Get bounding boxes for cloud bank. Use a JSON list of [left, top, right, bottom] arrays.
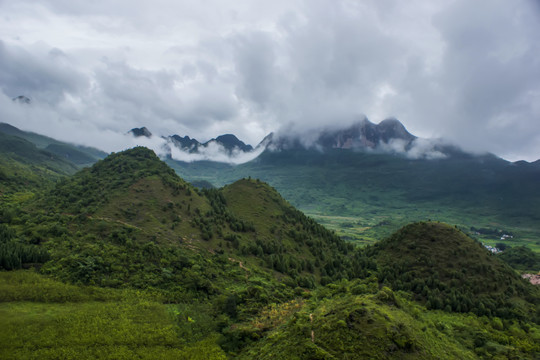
[[0, 0, 539, 161]]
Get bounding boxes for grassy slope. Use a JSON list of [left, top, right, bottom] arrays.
[[238, 280, 540, 359], [3, 271, 537, 359], [5, 148, 359, 306], [0, 132, 78, 195], [2, 147, 539, 359], [0, 271, 227, 360], [220, 179, 355, 282]]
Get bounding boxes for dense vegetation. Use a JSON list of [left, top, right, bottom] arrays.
[[0, 224, 50, 270], [238, 279, 540, 359], [0, 142, 538, 359], [0, 271, 228, 359], [169, 148, 540, 252], [498, 246, 540, 272], [13, 147, 360, 293], [368, 222, 539, 322]]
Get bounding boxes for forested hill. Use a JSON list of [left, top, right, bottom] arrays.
[[1, 146, 539, 359], [9, 147, 360, 293], [369, 222, 540, 322]]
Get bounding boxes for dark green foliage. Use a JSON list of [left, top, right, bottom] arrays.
[[0, 224, 49, 270], [370, 222, 540, 322], [238, 279, 540, 359], [498, 246, 540, 272], [0, 132, 78, 194], [169, 148, 540, 249], [2, 144, 540, 359], [220, 179, 363, 283], [5, 148, 361, 317], [41, 147, 185, 215]]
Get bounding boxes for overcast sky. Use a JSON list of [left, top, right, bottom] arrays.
[[0, 0, 539, 161]]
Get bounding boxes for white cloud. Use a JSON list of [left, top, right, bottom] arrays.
[[168, 141, 265, 164], [0, 0, 539, 161]]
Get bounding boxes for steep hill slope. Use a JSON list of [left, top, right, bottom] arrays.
[[369, 222, 539, 321], [2, 147, 540, 358]]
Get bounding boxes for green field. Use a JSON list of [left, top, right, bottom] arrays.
[[0, 271, 227, 360]]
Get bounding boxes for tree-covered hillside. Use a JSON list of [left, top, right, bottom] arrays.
[[369, 222, 539, 322], [498, 246, 540, 272], [170, 148, 540, 251], [0, 146, 539, 359], [3, 148, 360, 302]]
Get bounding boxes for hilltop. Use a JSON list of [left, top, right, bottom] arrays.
[[5, 120, 540, 256], [369, 222, 539, 321], [12, 147, 359, 297]]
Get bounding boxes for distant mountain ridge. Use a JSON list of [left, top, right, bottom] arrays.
[[0, 123, 107, 165], [167, 133, 253, 154], [132, 117, 445, 163], [266, 117, 418, 152], [128, 126, 255, 157]]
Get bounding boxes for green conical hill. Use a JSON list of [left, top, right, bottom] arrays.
[[42, 146, 188, 215], [16, 148, 360, 303], [370, 222, 539, 320], [218, 178, 357, 284]]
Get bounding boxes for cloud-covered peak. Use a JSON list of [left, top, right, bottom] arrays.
[[163, 131, 261, 164], [12, 95, 31, 104], [0, 0, 539, 161], [265, 117, 469, 160], [129, 127, 152, 138], [267, 118, 416, 151]]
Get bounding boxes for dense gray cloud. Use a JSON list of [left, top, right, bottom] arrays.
[[0, 41, 88, 103], [0, 0, 539, 161]]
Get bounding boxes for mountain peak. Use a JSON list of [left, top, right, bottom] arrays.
[[376, 117, 416, 143], [210, 134, 253, 152], [129, 127, 152, 138], [297, 117, 416, 150], [170, 135, 200, 152], [12, 95, 31, 104], [166, 132, 254, 157]]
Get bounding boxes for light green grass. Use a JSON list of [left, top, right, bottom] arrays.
[[0, 271, 227, 360]]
